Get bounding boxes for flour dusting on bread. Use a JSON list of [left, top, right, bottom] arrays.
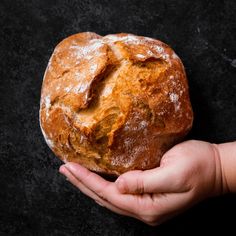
[[39, 32, 193, 176]]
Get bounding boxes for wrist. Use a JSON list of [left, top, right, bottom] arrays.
[[211, 143, 229, 195], [216, 142, 236, 194]]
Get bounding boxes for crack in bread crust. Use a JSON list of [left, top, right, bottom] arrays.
[[40, 32, 193, 176]]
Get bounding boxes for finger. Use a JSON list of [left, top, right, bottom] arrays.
[[63, 162, 114, 201], [115, 166, 186, 194], [62, 163, 146, 215], [59, 165, 136, 218]]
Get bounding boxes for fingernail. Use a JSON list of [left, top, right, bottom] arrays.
[[64, 162, 78, 173], [59, 166, 69, 181], [59, 165, 65, 174], [116, 178, 126, 193]]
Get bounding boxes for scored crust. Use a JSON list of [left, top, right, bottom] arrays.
[[40, 32, 193, 176]]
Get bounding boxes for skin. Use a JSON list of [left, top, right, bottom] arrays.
[[59, 140, 236, 226]]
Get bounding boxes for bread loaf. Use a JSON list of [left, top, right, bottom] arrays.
[[40, 32, 193, 176]]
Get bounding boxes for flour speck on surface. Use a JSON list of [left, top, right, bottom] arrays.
[[44, 95, 51, 118], [169, 93, 180, 111], [71, 40, 104, 59]]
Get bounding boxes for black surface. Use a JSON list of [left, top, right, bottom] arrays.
[[1, 0, 236, 235]]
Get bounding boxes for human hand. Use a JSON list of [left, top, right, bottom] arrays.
[[59, 140, 225, 226]]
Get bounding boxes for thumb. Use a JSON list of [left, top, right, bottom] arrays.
[[115, 166, 179, 194]]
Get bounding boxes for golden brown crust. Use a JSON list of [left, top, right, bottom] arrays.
[[40, 32, 193, 176]]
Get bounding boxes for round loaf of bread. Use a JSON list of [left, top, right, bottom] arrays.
[[40, 32, 193, 176]]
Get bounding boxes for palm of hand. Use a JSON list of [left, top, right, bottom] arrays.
[[59, 140, 222, 225]]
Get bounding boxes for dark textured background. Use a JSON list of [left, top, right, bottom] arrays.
[[0, 0, 236, 235]]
